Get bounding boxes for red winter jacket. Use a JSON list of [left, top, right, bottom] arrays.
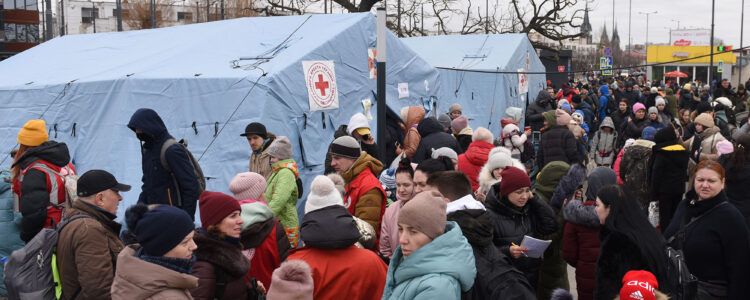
[[457, 141, 495, 191], [562, 200, 601, 300], [240, 217, 290, 289]]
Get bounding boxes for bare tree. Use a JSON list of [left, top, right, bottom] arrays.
[[507, 0, 585, 49], [123, 0, 177, 29]]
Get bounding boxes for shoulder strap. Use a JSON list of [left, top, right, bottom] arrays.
[[57, 214, 95, 232], [674, 202, 729, 248], [160, 138, 179, 172], [214, 265, 228, 300]]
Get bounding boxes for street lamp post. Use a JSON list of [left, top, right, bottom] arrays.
[[740, 0, 745, 87], [638, 11, 657, 47], [709, 0, 715, 85]]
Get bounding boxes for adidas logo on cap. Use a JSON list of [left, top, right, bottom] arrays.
[[629, 290, 644, 300]]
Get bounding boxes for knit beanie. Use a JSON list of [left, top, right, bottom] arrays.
[[559, 100, 572, 114], [379, 168, 397, 190], [449, 103, 462, 114], [619, 270, 658, 300], [716, 140, 734, 156], [695, 113, 715, 128], [633, 103, 646, 114], [647, 107, 658, 115], [695, 101, 712, 115], [556, 109, 572, 126], [437, 114, 452, 129], [239, 200, 274, 230], [199, 191, 241, 229], [431, 147, 458, 160], [17, 119, 49, 147], [499, 167, 531, 197], [641, 126, 657, 141], [572, 94, 582, 104], [266, 260, 314, 300], [624, 138, 636, 149], [451, 115, 469, 132], [229, 172, 267, 201], [267, 136, 292, 160], [501, 118, 518, 129], [650, 87, 658, 93], [398, 190, 446, 240], [655, 97, 666, 107], [126, 205, 195, 257], [304, 175, 343, 214], [653, 127, 678, 148], [472, 127, 494, 143], [326, 173, 346, 196], [485, 147, 513, 172], [329, 136, 361, 159], [544, 110, 557, 126]]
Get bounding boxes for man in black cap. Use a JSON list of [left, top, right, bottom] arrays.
[[56, 169, 130, 300], [242, 122, 276, 179]]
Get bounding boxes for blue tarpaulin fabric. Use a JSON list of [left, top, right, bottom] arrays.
[[401, 34, 546, 135], [0, 13, 440, 223]]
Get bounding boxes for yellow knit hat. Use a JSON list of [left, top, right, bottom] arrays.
[[17, 119, 49, 146]]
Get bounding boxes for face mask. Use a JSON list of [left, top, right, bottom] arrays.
[[136, 132, 150, 142]]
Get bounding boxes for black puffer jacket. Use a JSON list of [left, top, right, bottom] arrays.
[[649, 142, 689, 227], [527, 90, 555, 131], [413, 117, 463, 163], [623, 116, 648, 141], [719, 157, 750, 229], [679, 89, 697, 111], [447, 209, 536, 300], [537, 126, 579, 169], [11, 141, 71, 242], [485, 184, 558, 288]]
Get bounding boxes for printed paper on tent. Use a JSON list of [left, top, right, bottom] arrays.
[[368, 49, 377, 79], [302, 60, 339, 111]]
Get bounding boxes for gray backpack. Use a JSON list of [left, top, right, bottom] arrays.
[[160, 138, 206, 207], [3, 215, 91, 300]]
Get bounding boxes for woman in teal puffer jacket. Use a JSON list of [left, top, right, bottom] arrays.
[[382, 191, 476, 300], [0, 169, 25, 296]]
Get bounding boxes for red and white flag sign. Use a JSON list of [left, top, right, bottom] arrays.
[[302, 60, 339, 111]]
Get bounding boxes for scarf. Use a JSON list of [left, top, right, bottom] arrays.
[[137, 247, 197, 274]]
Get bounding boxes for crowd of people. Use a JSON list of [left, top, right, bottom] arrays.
[[1, 75, 750, 300]]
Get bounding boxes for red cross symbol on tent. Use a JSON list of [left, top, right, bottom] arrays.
[[315, 74, 329, 96]]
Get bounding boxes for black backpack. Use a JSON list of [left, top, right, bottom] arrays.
[[160, 138, 206, 207], [605, 94, 617, 116]]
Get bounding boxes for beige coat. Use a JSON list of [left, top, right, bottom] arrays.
[[111, 245, 199, 300], [249, 136, 275, 179], [681, 126, 726, 172]]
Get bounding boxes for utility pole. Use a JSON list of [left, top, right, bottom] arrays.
[[397, 0, 401, 37], [220, 0, 223, 19], [150, 0, 155, 28], [421, 4, 424, 33], [485, 0, 488, 34], [45, 0, 52, 39], [709, 0, 715, 85], [92, 2, 96, 33], [206, 0, 210, 21], [639, 11, 657, 47], [60, 0, 66, 36], [116, 0, 122, 31], [628, 0, 631, 53], [740, 0, 745, 87], [611, 0, 614, 36]]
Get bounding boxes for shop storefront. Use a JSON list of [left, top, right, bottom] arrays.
[[647, 46, 736, 85]]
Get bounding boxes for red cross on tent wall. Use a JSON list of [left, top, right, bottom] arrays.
[[315, 74, 329, 96]]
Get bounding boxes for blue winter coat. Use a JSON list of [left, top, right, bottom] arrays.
[[0, 170, 24, 295], [127, 108, 201, 219], [598, 85, 611, 124], [382, 221, 476, 300]]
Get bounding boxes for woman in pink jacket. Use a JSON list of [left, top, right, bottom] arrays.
[[379, 160, 415, 259]]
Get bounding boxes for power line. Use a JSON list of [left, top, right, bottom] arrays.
[[435, 46, 750, 75]]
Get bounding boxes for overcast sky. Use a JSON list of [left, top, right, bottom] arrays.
[[585, 0, 749, 48]]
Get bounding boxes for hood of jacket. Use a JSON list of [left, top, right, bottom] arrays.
[[697, 126, 721, 140], [544, 110, 558, 127], [417, 117, 445, 137], [127, 108, 172, 147], [12, 141, 70, 169], [463, 141, 494, 166], [665, 88, 674, 96], [536, 89, 553, 106], [534, 161, 571, 203], [549, 163, 587, 211], [193, 231, 250, 278], [405, 106, 426, 129], [341, 152, 383, 184], [300, 205, 361, 249], [389, 221, 476, 292], [240, 217, 275, 249], [272, 159, 299, 178], [585, 167, 618, 201], [599, 85, 610, 97], [447, 209, 493, 247], [599, 117, 615, 130], [113, 245, 198, 299], [562, 199, 600, 227]]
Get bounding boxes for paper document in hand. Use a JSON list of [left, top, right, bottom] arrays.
[[520, 235, 552, 258]]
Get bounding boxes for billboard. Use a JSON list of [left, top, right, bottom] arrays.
[[670, 29, 711, 46]]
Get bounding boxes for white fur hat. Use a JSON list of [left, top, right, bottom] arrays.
[[304, 176, 343, 214], [485, 147, 514, 172]]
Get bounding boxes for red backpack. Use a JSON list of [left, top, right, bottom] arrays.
[[14, 160, 77, 227]]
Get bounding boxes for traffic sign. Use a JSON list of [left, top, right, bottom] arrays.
[[604, 47, 612, 56], [603, 69, 613, 76], [718, 61, 724, 73]]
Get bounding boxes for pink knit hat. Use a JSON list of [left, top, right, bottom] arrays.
[[451, 115, 469, 132], [229, 172, 267, 201], [632, 103, 646, 114], [267, 260, 314, 300]]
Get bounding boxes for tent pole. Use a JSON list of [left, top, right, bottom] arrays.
[[376, 7, 387, 163]]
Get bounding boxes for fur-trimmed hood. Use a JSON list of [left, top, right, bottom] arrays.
[[562, 199, 600, 227], [193, 230, 250, 278], [476, 153, 524, 199]]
